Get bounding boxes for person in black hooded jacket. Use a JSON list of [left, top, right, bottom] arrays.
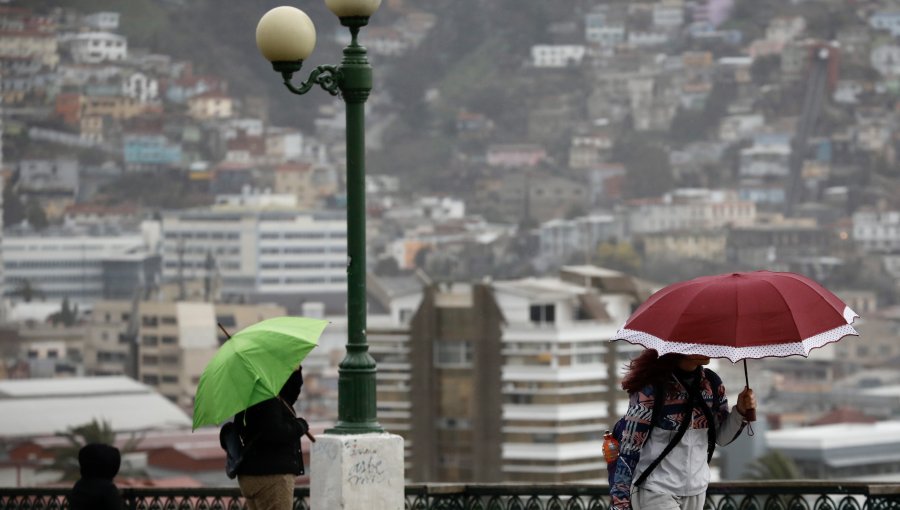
[[235, 367, 310, 510], [68, 443, 124, 510]]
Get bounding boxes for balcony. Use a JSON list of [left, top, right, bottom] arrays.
[[2, 482, 900, 509]]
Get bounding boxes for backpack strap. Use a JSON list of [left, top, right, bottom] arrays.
[[689, 370, 717, 462], [649, 380, 665, 435], [703, 368, 721, 461], [634, 378, 690, 487]]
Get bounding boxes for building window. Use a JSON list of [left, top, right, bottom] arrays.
[[510, 394, 533, 404], [434, 340, 473, 368], [142, 336, 158, 346], [399, 309, 415, 324], [143, 375, 159, 385], [533, 433, 556, 443], [530, 304, 555, 324]]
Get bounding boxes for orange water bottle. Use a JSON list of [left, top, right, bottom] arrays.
[[602, 430, 620, 464]]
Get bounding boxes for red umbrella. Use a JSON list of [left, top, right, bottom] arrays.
[[615, 271, 859, 420]]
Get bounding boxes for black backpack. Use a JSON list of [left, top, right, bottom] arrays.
[[219, 421, 243, 479], [606, 371, 719, 486], [218, 414, 260, 479]]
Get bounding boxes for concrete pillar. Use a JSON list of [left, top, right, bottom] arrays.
[[310, 433, 404, 510]]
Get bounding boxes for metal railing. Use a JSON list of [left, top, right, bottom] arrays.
[[1, 482, 899, 509]]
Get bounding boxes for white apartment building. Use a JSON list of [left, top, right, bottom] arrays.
[[0, 30, 58, 67], [719, 113, 765, 142], [653, 3, 685, 28], [367, 267, 646, 482], [57, 64, 121, 88], [852, 209, 900, 253], [84, 12, 120, 31], [537, 214, 624, 264], [627, 188, 757, 235], [122, 71, 159, 103], [160, 207, 347, 300], [18, 158, 79, 195], [584, 6, 627, 47], [493, 272, 639, 482], [381, 196, 466, 223], [627, 31, 670, 47], [2, 230, 146, 308], [531, 45, 586, 68], [590, 26, 626, 47], [65, 32, 127, 64], [870, 11, 900, 37]]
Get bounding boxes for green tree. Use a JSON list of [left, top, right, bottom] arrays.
[[48, 297, 78, 327], [743, 450, 802, 480], [11, 279, 44, 303], [751, 55, 781, 85], [721, 0, 782, 42], [668, 108, 708, 145], [25, 201, 48, 231], [3, 185, 26, 227], [595, 242, 641, 274], [614, 136, 674, 198], [43, 419, 143, 482]]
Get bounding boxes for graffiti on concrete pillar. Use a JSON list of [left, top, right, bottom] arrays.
[[346, 439, 386, 486]]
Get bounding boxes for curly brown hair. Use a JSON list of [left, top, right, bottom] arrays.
[[620, 349, 686, 393]]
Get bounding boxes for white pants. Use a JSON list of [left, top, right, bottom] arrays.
[[632, 487, 705, 510]]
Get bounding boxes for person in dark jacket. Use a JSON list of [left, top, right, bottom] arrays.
[[68, 443, 124, 510], [235, 367, 310, 510]]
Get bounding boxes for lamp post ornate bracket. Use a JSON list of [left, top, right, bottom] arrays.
[[276, 64, 342, 97]]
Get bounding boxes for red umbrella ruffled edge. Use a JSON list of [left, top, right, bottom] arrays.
[[613, 306, 860, 363]]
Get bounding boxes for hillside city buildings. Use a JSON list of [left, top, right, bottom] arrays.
[[4, 0, 900, 488]]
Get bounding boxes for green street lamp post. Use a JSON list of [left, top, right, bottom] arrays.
[[256, 1, 383, 435]]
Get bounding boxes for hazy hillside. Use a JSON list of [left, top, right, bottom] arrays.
[[22, 0, 348, 128]]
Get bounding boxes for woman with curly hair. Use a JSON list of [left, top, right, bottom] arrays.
[[610, 350, 756, 510]]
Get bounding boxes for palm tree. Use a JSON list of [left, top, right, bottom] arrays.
[[744, 450, 802, 480], [42, 419, 144, 481], [11, 278, 44, 303]]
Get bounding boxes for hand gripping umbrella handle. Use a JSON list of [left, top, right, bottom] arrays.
[[743, 406, 757, 422], [743, 360, 756, 423]]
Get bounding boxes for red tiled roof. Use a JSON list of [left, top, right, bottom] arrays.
[[809, 406, 878, 426], [276, 163, 313, 173], [118, 476, 204, 488]]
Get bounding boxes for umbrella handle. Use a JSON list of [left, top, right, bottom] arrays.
[[742, 360, 757, 426], [306, 431, 316, 442]]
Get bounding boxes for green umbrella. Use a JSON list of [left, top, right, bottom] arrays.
[[192, 316, 328, 430]]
